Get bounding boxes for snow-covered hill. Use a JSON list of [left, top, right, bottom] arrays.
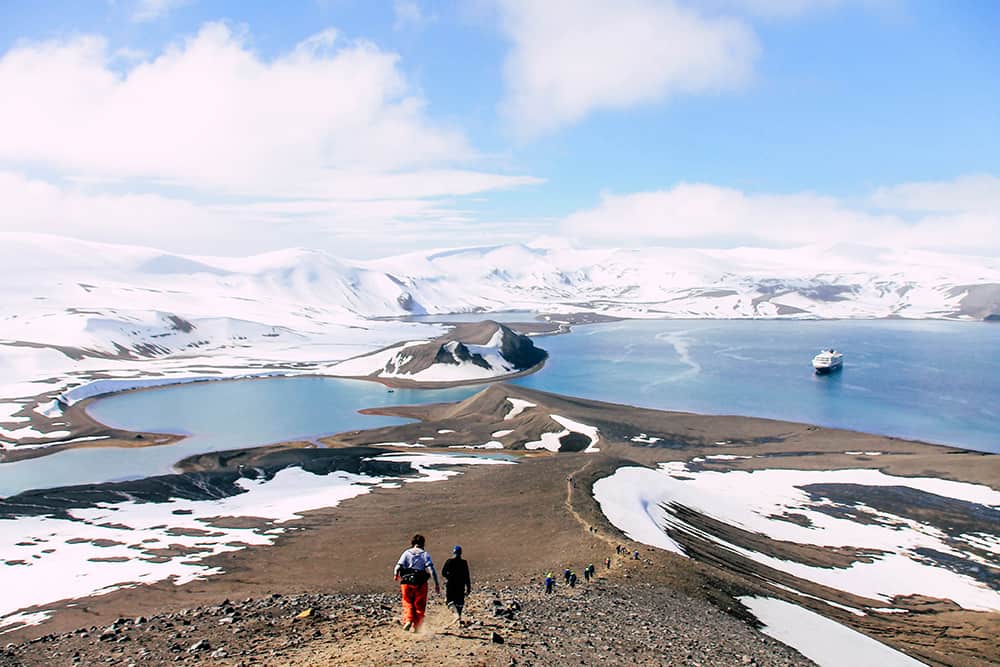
[[1, 232, 998, 452], [329, 321, 547, 384]]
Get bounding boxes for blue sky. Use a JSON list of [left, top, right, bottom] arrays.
[[0, 1, 997, 257]]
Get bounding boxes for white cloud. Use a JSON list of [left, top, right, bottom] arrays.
[[0, 23, 540, 256], [132, 0, 191, 22], [393, 0, 428, 31], [870, 174, 1000, 214], [0, 171, 546, 258], [0, 23, 508, 196], [561, 178, 1000, 254], [496, 0, 758, 138]]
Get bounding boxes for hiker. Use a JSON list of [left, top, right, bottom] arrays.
[[544, 571, 555, 594], [633, 550, 640, 560], [587, 563, 596, 580], [441, 545, 472, 626], [568, 571, 577, 588], [563, 568, 571, 584], [604, 557, 611, 569], [393, 533, 440, 632], [583, 566, 591, 583]]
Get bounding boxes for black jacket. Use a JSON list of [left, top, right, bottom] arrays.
[[441, 557, 471, 595]]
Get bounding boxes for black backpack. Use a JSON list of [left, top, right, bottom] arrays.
[[397, 567, 430, 586]]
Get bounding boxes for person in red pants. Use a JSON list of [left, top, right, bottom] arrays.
[[393, 533, 440, 632]]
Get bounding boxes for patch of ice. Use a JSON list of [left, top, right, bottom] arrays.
[[0, 427, 71, 441], [34, 400, 63, 419], [740, 597, 925, 667], [437, 429, 455, 434], [504, 398, 536, 420], [631, 434, 662, 444], [447, 442, 504, 450], [525, 415, 600, 453], [371, 452, 514, 483], [491, 429, 514, 438]]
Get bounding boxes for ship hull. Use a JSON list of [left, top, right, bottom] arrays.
[[813, 362, 843, 374]]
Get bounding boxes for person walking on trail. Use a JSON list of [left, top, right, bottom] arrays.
[[441, 545, 472, 626], [563, 568, 571, 585], [568, 571, 577, 588], [587, 563, 596, 579], [544, 571, 555, 594], [604, 557, 611, 569], [394, 534, 439, 632], [583, 566, 591, 583]]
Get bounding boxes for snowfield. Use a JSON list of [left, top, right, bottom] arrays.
[[0, 453, 513, 633], [2, 232, 1000, 452], [593, 462, 1000, 612]]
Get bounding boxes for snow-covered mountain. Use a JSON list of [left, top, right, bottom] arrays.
[[1, 232, 999, 451]]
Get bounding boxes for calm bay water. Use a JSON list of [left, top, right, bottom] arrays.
[[0, 319, 996, 496], [515, 319, 999, 452], [0, 379, 477, 497]]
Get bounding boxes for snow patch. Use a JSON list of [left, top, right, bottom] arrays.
[[740, 597, 925, 667], [594, 464, 1000, 612], [504, 398, 536, 420]]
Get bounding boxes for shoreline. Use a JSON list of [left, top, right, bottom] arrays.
[[0, 317, 565, 463], [0, 383, 997, 665], [4, 315, 998, 464]]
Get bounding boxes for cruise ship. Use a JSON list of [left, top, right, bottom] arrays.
[[812, 349, 843, 374]]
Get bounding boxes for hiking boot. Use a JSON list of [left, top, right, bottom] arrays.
[[402, 621, 412, 632]]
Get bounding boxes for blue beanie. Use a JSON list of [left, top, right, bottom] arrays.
[[453, 545, 462, 554]]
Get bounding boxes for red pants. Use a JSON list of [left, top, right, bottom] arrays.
[[400, 582, 428, 628]]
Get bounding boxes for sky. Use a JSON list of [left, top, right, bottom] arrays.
[[0, 0, 997, 259]]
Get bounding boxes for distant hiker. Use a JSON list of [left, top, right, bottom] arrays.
[[568, 571, 577, 588], [441, 545, 472, 626], [544, 572, 555, 594], [583, 566, 591, 583], [563, 568, 571, 584], [587, 563, 596, 579], [633, 550, 640, 560], [604, 557, 611, 569], [394, 533, 440, 632]]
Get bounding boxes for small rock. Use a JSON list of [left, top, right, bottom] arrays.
[[491, 631, 504, 644], [188, 639, 210, 652]]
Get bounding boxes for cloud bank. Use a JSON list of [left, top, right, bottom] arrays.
[[562, 176, 1000, 255]]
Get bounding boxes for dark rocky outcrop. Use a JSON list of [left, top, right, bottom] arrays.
[[380, 321, 547, 378]]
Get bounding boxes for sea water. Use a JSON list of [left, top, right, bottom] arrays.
[[1, 320, 996, 497], [514, 319, 999, 452]]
